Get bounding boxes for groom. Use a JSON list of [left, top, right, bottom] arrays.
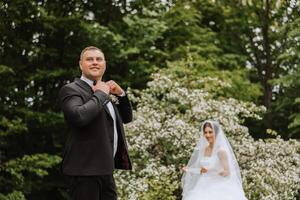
[[59, 46, 132, 200]]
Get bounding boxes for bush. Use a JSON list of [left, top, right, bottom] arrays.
[[115, 73, 300, 200]]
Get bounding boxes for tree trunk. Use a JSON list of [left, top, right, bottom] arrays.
[[261, 0, 273, 131], [262, 0, 272, 107]]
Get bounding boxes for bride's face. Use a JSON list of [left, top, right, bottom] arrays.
[[204, 127, 215, 144]]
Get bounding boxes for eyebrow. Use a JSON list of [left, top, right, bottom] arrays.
[[85, 56, 103, 59]]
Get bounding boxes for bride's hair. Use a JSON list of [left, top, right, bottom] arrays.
[[203, 122, 212, 130], [202, 121, 219, 136]]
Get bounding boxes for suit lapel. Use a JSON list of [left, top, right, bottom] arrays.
[[74, 78, 113, 119], [112, 103, 122, 123], [74, 78, 93, 93], [104, 102, 114, 120]]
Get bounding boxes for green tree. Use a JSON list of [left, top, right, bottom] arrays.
[[272, 16, 300, 138], [0, 0, 126, 198], [160, 0, 262, 103], [204, 0, 300, 137]]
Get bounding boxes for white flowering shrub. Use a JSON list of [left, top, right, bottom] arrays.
[[115, 73, 300, 200]]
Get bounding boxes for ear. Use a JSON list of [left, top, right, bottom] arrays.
[[79, 60, 82, 70]]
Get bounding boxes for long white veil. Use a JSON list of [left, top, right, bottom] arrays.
[[181, 120, 245, 197]]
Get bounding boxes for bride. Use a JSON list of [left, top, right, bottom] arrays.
[[181, 120, 247, 200]]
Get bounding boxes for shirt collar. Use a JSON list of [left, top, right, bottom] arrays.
[[80, 74, 94, 87]]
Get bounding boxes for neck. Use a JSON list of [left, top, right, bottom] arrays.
[[82, 74, 102, 82], [95, 76, 102, 82]]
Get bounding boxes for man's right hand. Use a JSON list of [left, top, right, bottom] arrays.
[[92, 81, 110, 94]]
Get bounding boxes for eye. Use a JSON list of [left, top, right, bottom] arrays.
[[96, 57, 103, 61]]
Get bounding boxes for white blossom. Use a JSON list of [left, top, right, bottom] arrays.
[[115, 73, 300, 200]]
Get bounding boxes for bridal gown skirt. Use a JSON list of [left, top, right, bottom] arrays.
[[182, 175, 247, 200]]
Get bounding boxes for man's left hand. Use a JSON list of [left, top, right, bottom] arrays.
[[106, 80, 124, 96]]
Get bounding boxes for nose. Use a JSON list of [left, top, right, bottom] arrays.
[[92, 59, 99, 65]]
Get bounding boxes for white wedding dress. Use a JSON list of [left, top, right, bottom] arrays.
[[183, 154, 247, 200], [182, 120, 247, 200]]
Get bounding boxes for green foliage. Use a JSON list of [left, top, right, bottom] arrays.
[[0, 191, 26, 200], [271, 14, 300, 138], [163, 1, 220, 62], [291, 97, 300, 127], [0, 65, 14, 74], [162, 55, 262, 102], [142, 175, 178, 200], [0, 117, 27, 137], [113, 11, 168, 88], [0, 154, 61, 197], [273, 67, 300, 138], [158, 1, 262, 103]]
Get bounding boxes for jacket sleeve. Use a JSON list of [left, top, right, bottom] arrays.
[[116, 93, 133, 124], [59, 85, 111, 127]]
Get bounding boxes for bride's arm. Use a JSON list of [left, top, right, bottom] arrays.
[[218, 150, 230, 176], [182, 166, 207, 174], [186, 168, 201, 174]]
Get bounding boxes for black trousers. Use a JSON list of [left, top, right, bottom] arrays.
[[65, 175, 117, 200]]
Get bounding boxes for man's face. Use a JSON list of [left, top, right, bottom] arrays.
[[79, 49, 106, 81]]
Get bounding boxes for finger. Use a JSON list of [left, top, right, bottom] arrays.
[[105, 81, 113, 88], [98, 81, 106, 86], [106, 80, 115, 86], [108, 83, 117, 90], [109, 80, 120, 88], [105, 81, 112, 87]]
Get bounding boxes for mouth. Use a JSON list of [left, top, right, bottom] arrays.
[[90, 67, 100, 71]]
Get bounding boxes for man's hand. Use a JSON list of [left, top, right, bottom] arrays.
[[106, 80, 124, 96], [92, 81, 110, 94], [200, 167, 208, 174]]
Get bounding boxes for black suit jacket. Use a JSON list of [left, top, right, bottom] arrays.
[[59, 78, 132, 175]]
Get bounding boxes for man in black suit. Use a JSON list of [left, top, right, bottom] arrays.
[[59, 46, 132, 200]]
